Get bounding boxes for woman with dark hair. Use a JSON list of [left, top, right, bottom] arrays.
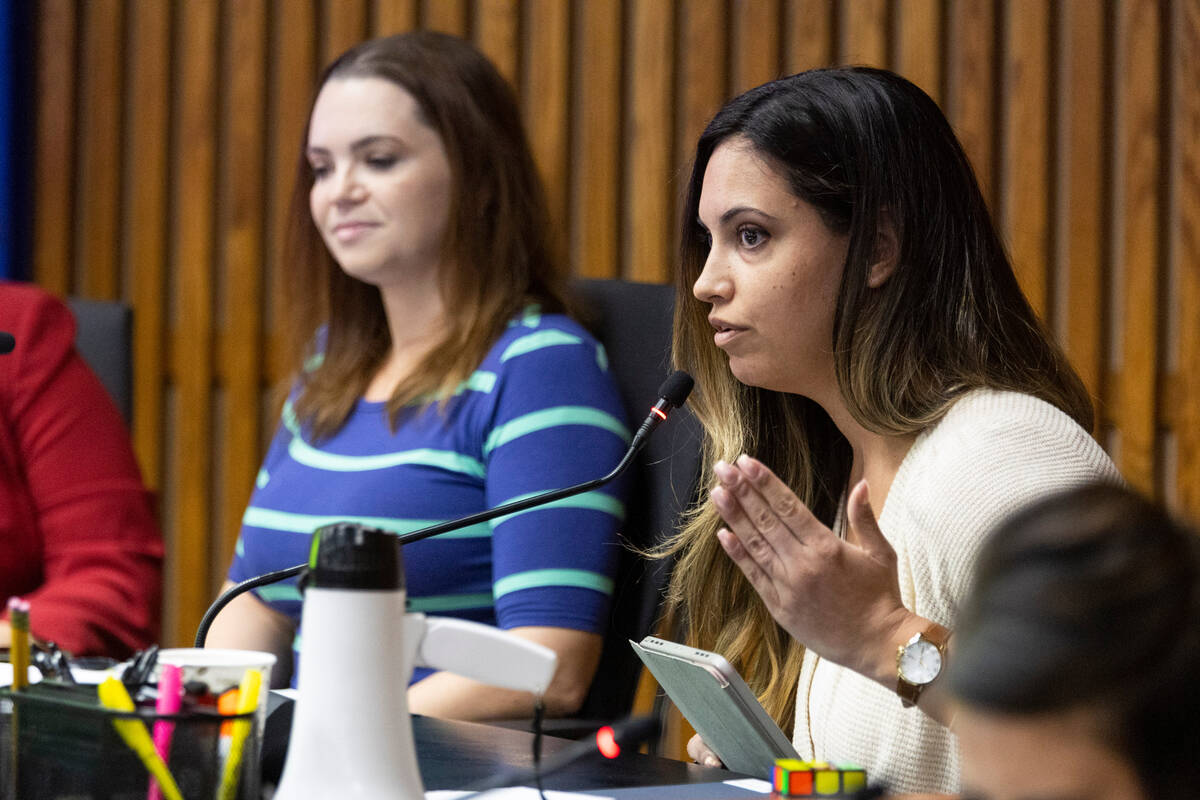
[[950, 484, 1200, 800], [205, 32, 629, 720], [663, 68, 1120, 791]]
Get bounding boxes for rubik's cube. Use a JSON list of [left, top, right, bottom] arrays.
[[771, 759, 867, 797]]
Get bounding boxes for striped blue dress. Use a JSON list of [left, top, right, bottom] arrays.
[[228, 308, 631, 684]]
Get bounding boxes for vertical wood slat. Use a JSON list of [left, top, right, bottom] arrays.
[[785, 0, 833, 75], [839, 0, 888, 67], [126, 2, 171, 491], [625, 1, 674, 284], [946, 0, 997, 209], [170, 0, 219, 645], [732, 0, 782, 94], [522, 0, 570, 264], [1114, 0, 1162, 496], [266, 1, 317, 383], [475, 0, 520, 87], [76, 0, 124, 299], [322, 0, 368, 67], [677, 0, 727, 178], [894, 0, 942, 104], [1058, 0, 1106, 412], [372, 0, 419, 36], [572, 0, 622, 279], [218, 0, 268, 579], [32, 0, 76, 295], [1001, 0, 1050, 318], [1178, 0, 1200, 513], [424, 0, 469, 36]]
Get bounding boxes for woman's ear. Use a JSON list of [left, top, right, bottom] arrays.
[[867, 215, 899, 289]]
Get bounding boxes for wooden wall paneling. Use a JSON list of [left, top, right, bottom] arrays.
[[126, 2, 171, 490], [1178, 0, 1200, 516], [946, 0, 997, 210], [523, 0, 570, 263], [572, 0, 622, 279], [677, 0, 728, 182], [75, 0, 124, 299], [625, 0, 674, 284], [732, 0, 783, 94], [839, 0, 888, 67], [373, 0, 419, 36], [1000, 0, 1050, 318], [322, 0, 368, 66], [266, 2, 318, 385], [475, 0, 520, 86], [169, 0, 220, 646], [1058, 0, 1107, 415], [894, 0, 942, 104], [32, 0, 76, 295], [784, 0, 834, 74], [217, 0, 268, 585], [424, 0, 469, 36], [1113, 0, 1162, 497]]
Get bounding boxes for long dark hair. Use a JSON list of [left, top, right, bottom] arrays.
[[951, 484, 1200, 800], [663, 67, 1094, 732], [285, 31, 570, 439]]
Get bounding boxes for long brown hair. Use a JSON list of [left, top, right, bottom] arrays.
[[662, 68, 1093, 735], [284, 31, 570, 439]]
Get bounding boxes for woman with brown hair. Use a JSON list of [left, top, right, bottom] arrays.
[[665, 68, 1119, 793], [206, 31, 629, 720]]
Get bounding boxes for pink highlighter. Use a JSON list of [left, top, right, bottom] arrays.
[[148, 664, 183, 800]]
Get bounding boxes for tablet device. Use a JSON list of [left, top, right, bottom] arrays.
[[631, 635, 799, 776]]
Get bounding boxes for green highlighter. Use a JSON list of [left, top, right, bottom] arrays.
[[97, 676, 185, 800]]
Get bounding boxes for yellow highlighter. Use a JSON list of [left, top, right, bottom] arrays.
[[216, 667, 263, 800], [98, 676, 185, 800]]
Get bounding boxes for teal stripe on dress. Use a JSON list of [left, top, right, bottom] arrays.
[[256, 583, 302, 604], [500, 330, 582, 362], [493, 569, 614, 599], [489, 490, 625, 528], [242, 507, 492, 539], [235, 537, 245, 557], [596, 342, 609, 372], [483, 406, 630, 456], [287, 438, 485, 477], [256, 468, 269, 489], [408, 593, 495, 613]]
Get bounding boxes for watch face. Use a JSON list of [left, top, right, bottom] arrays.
[[899, 639, 942, 685]]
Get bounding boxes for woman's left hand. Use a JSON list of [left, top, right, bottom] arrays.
[[710, 455, 912, 680]]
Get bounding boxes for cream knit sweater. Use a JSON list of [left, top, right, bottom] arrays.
[[792, 389, 1122, 794]]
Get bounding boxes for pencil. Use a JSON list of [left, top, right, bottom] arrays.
[[7, 597, 30, 691]]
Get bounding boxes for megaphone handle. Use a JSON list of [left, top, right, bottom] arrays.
[[415, 616, 558, 696]]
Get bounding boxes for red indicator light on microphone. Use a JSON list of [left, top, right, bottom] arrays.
[[596, 726, 620, 759], [651, 407, 668, 421]]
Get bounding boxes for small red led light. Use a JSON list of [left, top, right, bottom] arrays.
[[596, 726, 620, 759], [651, 407, 668, 420]]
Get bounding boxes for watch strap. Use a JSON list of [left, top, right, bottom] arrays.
[[896, 621, 950, 708]]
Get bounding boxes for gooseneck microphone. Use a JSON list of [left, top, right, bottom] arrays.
[[0, 332, 14, 355], [194, 371, 695, 647]]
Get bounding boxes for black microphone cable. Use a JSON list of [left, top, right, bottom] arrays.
[[193, 370, 695, 647]]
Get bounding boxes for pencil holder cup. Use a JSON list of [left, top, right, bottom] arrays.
[[1, 651, 274, 800]]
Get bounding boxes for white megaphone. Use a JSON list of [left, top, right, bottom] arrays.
[[273, 522, 558, 800]]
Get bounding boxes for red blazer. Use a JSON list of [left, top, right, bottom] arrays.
[[0, 282, 162, 657]]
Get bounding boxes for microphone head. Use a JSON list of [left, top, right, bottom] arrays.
[[658, 370, 694, 409], [0, 331, 13, 355]]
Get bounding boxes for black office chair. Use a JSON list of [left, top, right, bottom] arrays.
[[568, 279, 701, 724], [67, 297, 133, 423]]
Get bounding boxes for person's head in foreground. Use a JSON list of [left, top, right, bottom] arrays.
[[950, 484, 1200, 800]]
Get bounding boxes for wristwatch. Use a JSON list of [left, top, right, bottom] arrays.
[[895, 622, 950, 708]]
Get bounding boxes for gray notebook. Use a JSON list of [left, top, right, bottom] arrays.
[[631, 636, 799, 777]]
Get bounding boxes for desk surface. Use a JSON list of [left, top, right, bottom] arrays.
[[414, 715, 761, 797]]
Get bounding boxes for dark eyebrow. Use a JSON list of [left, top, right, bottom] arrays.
[[719, 205, 778, 225], [306, 135, 404, 158]]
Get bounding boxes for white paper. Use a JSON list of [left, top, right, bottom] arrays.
[[427, 789, 612, 799], [723, 778, 773, 793]]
